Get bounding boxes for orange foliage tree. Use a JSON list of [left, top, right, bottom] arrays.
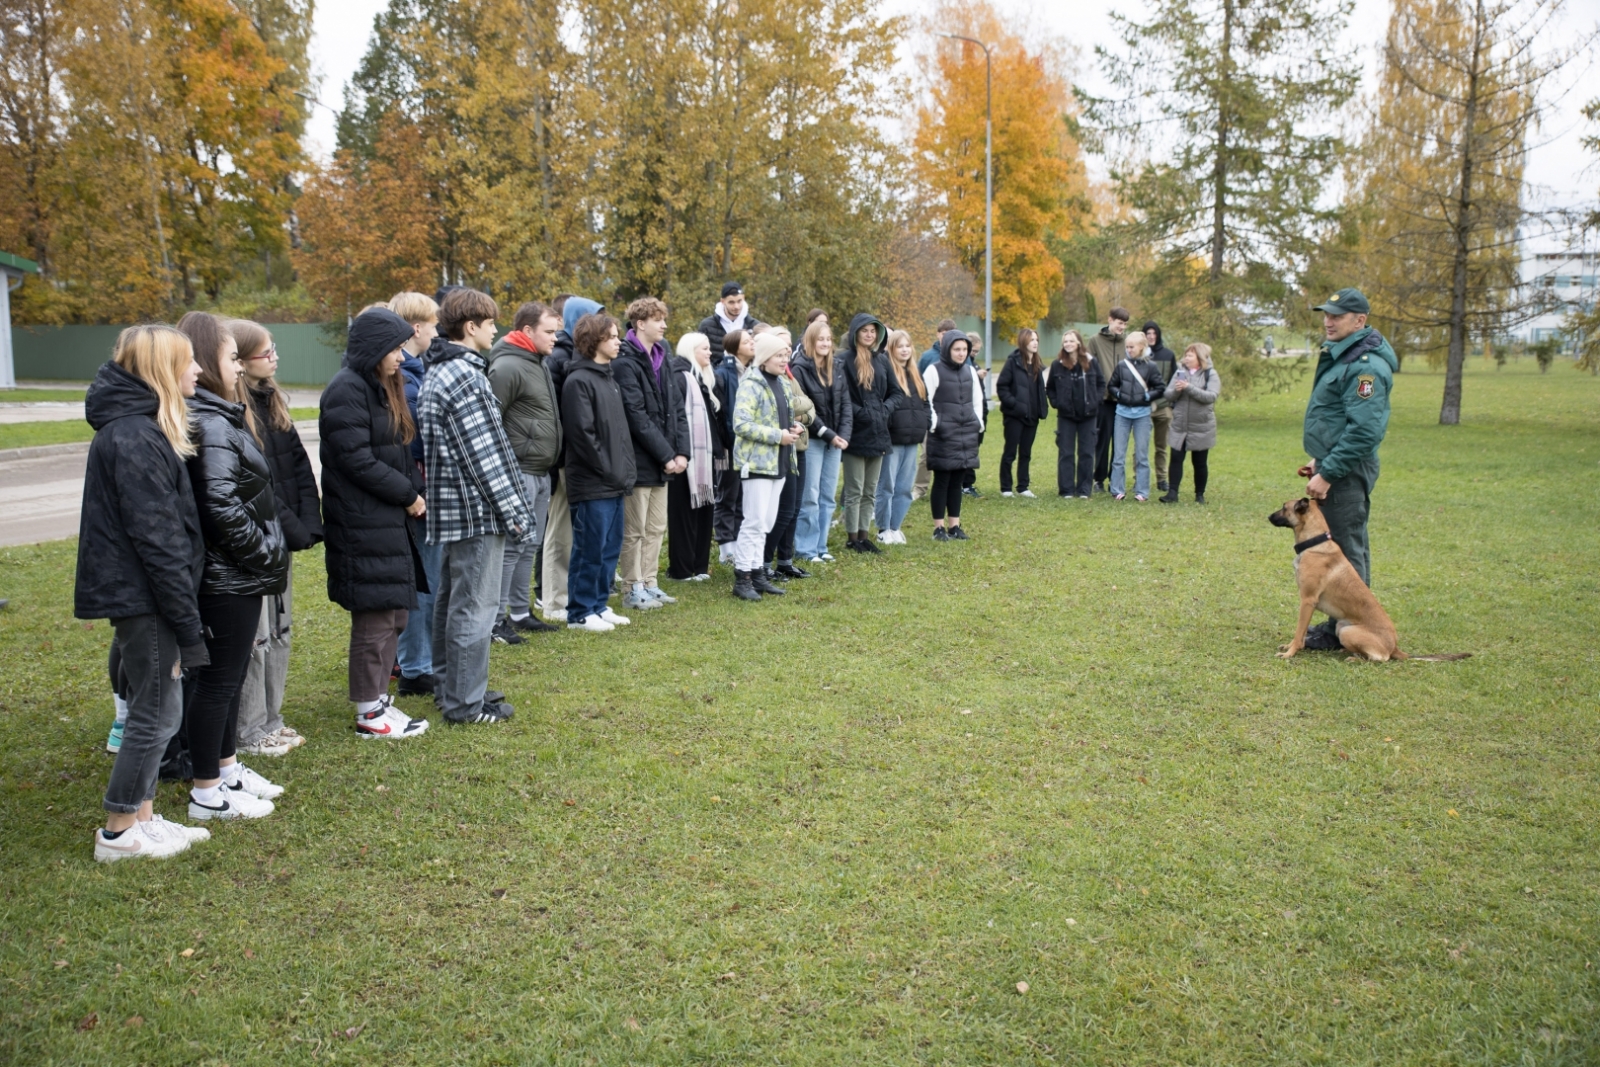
[[913, 0, 1089, 339]]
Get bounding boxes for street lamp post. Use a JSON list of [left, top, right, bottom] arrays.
[[940, 33, 994, 381]]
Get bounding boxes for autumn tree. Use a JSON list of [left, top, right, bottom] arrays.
[[1566, 96, 1600, 374], [913, 0, 1089, 341], [1354, 0, 1589, 421], [1086, 0, 1357, 363]]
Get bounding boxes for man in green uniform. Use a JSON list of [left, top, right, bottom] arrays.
[[1298, 287, 1396, 649]]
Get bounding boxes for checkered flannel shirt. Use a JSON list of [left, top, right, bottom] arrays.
[[418, 346, 534, 546]]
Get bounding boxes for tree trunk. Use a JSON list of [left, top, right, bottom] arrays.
[[1207, 0, 1233, 311], [1440, 0, 1485, 426]]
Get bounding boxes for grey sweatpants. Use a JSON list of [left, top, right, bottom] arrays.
[[433, 533, 507, 722], [500, 472, 550, 616], [235, 570, 291, 746]]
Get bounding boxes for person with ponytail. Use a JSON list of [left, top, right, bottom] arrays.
[[230, 320, 322, 757], [175, 311, 290, 822], [838, 313, 891, 553], [996, 328, 1048, 497], [79, 326, 214, 861], [319, 308, 433, 739], [875, 329, 929, 543]]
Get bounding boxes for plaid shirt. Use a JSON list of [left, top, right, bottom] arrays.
[[418, 345, 534, 545]]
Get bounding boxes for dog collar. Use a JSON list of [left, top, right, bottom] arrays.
[[1294, 532, 1332, 554]]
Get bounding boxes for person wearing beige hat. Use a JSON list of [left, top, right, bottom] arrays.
[[729, 333, 804, 601]]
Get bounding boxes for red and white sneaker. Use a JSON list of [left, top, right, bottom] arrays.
[[356, 696, 429, 740]]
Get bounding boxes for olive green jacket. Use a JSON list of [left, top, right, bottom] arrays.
[[1303, 327, 1397, 482]]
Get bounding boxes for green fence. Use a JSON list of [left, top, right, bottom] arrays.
[[11, 323, 344, 385], [951, 318, 1104, 366]]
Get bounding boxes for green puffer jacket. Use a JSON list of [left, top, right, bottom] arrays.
[[1303, 326, 1397, 483], [486, 336, 562, 475], [732, 365, 799, 477]]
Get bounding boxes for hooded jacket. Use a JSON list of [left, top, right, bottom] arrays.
[[732, 362, 800, 478], [1046, 357, 1104, 422], [1304, 327, 1396, 483], [74, 359, 208, 654], [839, 312, 892, 457], [550, 297, 602, 402], [1142, 322, 1178, 412], [320, 309, 425, 612], [698, 301, 756, 356], [487, 332, 562, 476], [923, 332, 985, 471], [996, 348, 1049, 421], [788, 348, 852, 448], [561, 357, 638, 503], [246, 383, 323, 552], [614, 332, 691, 488], [1084, 325, 1126, 402], [185, 387, 289, 597]]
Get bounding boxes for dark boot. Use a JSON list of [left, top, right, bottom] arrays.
[[732, 570, 762, 601], [856, 531, 881, 554], [1159, 489, 1179, 503], [751, 569, 787, 595]]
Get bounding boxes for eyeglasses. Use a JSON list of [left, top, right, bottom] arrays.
[[243, 345, 278, 361]]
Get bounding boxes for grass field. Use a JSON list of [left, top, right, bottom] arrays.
[[0, 409, 320, 452], [1, 360, 1597, 1065]]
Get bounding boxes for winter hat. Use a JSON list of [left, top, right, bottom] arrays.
[[753, 333, 790, 368]]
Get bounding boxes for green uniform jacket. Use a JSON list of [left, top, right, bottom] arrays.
[[486, 337, 562, 476], [1303, 326, 1397, 483]]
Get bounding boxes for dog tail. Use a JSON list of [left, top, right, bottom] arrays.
[[1393, 650, 1472, 662]]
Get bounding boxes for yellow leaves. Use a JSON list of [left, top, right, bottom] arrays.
[[1015, 981, 1030, 994]]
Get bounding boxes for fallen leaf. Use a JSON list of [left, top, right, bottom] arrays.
[[1015, 981, 1030, 994], [1337, 751, 1349, 761], [562, 799, 577, 807], [1384, 737, 1393, 742], [960, 709, 973, 715], [374, 785, 388, 793], [342, 1022, 366, 1040], [76, 1012, 98, 1031], [710, 796, 722, 803], [179, 948, 194, 958], [1447, 809, 1459, 817], [718, 971, 736, 982], [123, 1016, 143, 1028], [491, 888, 507, 899], [1065, 918, 1077, 926], [244, 949, 255, 960], [690, 670, 699, 676], [1136, 774, 1148, 784], [53, 960, 67, 968], [625, 1017, 642, 1031]]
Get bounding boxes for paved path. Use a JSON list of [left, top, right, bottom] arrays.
[[0, 421, 321, 547]]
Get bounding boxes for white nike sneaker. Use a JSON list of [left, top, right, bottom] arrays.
[[567, 614, 615, 633], [543, 607, 567, 623], [148, 814, 210, 844], [226, 763, 284, 801], [94, 822, 186, 862], [600, 607, 631, 626], [189, 788, 274, 821], [1020, 489, 1037, 498], [356, 697, 430, 740]]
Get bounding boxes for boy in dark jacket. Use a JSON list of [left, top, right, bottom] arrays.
[[1143, 320, 1178, 491], [561, 312, 638, 632], [698, 282, 757, 355], [538, 295, 603, 623]]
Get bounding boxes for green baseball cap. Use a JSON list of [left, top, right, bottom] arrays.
[[1312, 287, 1370, 315]]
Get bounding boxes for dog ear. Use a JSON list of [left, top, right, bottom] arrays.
[[1294, 498, 1310, 513]]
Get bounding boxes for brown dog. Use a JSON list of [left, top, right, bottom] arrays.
[[1268, 497, 1468, 663]]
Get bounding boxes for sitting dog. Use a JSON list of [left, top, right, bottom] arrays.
[[1267, 497, 1468, 663]]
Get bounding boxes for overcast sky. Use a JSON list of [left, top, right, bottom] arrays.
[[306, 0, 1600, 211]]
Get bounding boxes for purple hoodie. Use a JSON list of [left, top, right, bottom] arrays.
[[626, 328, 668, 383]]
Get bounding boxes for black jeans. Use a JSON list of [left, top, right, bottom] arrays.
[[764, 450, 803, 565], [1169, 447, 1210, 497], [666, 469, 714, 579], [1000, 416, 1038, 492], [1093, 400, 1117, 484], [930, 469, 967, 520], [712, 467, 743, 545], [1056, 417, 1097, 495], [182, 593, 263, 782]]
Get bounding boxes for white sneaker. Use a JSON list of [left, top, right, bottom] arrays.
[[644, 585, 676, 603], [623, 590, 662, 610], [188, 788, 274, 821], [694, 573, 711, 581], [269, 726, 306, 749], [600, 607, 631, 626], [355, 698, 430, 740], [568, 614, 616, 633], [227, 763, 284, 801], [94, 822, 187, 862], [148, 814, 210, 844], [1001, 490, 1014, 497], [877, 529, 894, 543], [237, 734, 291, 757], [543, 607, 567, 623], [1020, 489, 1036, 498]]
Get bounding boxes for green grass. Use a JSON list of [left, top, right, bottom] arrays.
[[0, 409, 320, 452], [1, 388, 91, 402], [2, 361, 1598, 1064]]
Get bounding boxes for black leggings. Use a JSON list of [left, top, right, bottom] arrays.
[[1170, 447, 1210, 496], [182, 593, 263, 782], [1000, 416, 1038, 492], [930, 469, 968, 520]]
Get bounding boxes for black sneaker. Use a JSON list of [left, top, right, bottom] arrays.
[[857, 537, 882, 554], [962, 487, 982, 498], [510, 614, 559, 634], [448, 700, 515, 725], [490, 617, 525, 646], [949, 526, 970, 541], [397, 673, 436, 696], [1302, 622, 1342, 651], [774, 562, 810, 579], [158, 751, 194, 783], [932, 527, 950, 542]]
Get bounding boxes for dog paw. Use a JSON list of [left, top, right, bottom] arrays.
[[1277, 643, 1290, 652]]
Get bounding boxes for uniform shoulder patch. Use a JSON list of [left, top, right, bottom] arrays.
[[1356, 375, 1375, 399]]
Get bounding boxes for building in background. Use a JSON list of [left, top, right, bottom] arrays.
[[1520, 242, 1597, 350]]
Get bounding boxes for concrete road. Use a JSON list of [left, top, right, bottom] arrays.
[[0, 421, 321, 548]]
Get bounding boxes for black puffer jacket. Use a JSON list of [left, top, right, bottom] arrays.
[[789, 349, 852, 446], [1107, 355, 1165, 408], [247, 383, 323, 551], [884, 361, 931, 445], [840, 312, 891, 458], [74, 360, 208, 653], [613, 335, 690, 488], [926, 333, 983, 471], [1046, 359, 1104, 421], [996, 349, 1048, 421], [561, 358, 638, 503], [319, 310, 424, 612], [186, 388, 289, 597], [669, 354, 727, 462]]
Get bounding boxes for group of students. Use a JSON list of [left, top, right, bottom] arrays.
[[73, 282, 1221, 862]]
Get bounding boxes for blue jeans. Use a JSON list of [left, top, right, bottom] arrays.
[[1111, 413, 1152, 498], [567, 496, 625, 622], [875, 443, 919, 531], [794, 443, 842, 558], [396, 527, 441, 678]]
